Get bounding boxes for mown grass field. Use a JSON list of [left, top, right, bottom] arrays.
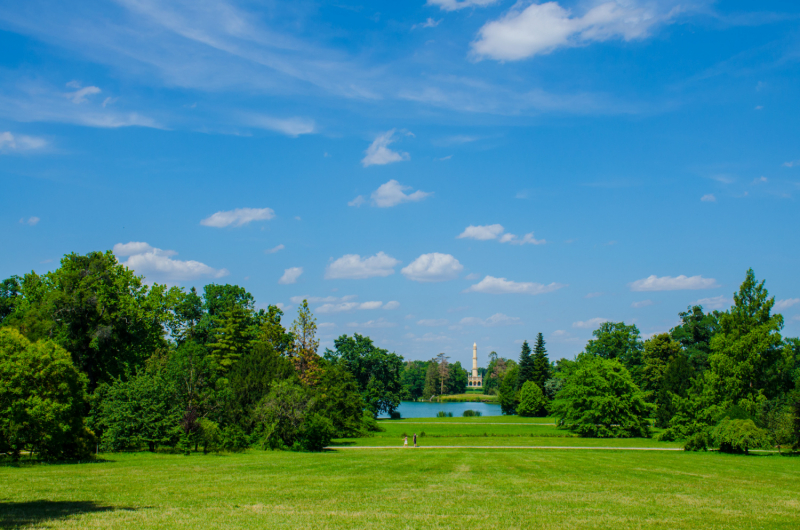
[[2, 418, 799, 529]]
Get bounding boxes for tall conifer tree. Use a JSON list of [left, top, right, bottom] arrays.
[[517, 340, 534, 389], [532, 332, 551, 389]]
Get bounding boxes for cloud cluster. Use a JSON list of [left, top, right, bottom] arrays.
[[774, 298, 799, 311], [472, 0, 683, 61], [247, 114, 315, 137], [457, 224, 544, 245], [630, 275, 719, 292], [201, 207, 275, 228], [459, 313, 521, 326], [466, 275, 565, 295], [317, 300, 399, 314], [0, 131, 47, 153], [362, 129, 410, 167], [325, 252, 400, 279], [113, 241, 228, 282], [402, 253, 463, 282], [278, 267, 303, 285]]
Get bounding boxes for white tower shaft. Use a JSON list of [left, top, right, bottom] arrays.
[[472, 342, 478, 378]]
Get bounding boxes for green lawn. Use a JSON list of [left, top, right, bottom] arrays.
[[2, 418, 799, 529]]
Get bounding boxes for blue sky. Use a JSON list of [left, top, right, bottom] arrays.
[[2, 0, 799, 365]]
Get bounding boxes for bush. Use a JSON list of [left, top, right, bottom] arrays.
[[436, 411, 453, 418], [462, 410, 482, 417], [712, 418, 771, 454], [298, 413, 335, 451], [551, 355, 652, 438], [517, 381, 547, 417], [684, 431, 711, 451], [197, 419, 221, 454], [389, 411, 402, 420], [221, 424, 249, 452]]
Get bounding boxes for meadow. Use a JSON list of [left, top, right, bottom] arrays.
[[2, 418, 798, 529]]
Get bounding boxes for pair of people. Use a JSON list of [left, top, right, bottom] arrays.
[[403, 433, 417, 447]]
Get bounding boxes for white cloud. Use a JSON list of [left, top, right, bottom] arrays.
[[499, 232, 545, 245], [631, 299, 653, 308], [774, 298, 800, 311], [66, 85, 101, 104], [317, 301, 388, 314], [402, 253, 463, 282], [701, 194, 716, 202], [753, 176, 768, 184], [783, 160, 799, 168], [417, 319, 449, 327], [325, 252, 400, 279], [318, 322, 336, 329], [464, 273, 481, 280], [113, 241, 228, 282], [466, 275, 566, 295], [413, 17, 442, 29], [247, 114, 315, 137], [371, 180, 431, 207], [573, 317, 609, 329], [0, 131, 47, 153], [471, 0, 681, 61], [362, 129, 410, 167], [201, 207, 275, 228], [692, 295, 729, 310], [265, 244, 285, 254], [460, 313, 521, 326], [291, 295, 357, 304], [457, 224, 504, 240], [428, 0, 498, 11], [279, 267, 303, 285], [18, 216, 40, 226], [383, 301, 400, 310], [346, 318, 396, 329], [348, 195, 366, 207], [630, 275, 719, 292]]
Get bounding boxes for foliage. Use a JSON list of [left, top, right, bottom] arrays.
[[712, 418, 771, 454], [498, 365, 519, 415], [254, 381, 313, 450], [531, 333, 551, 390], [324, 333, 403, 416], [400, 360, 428, 400], [585, 322, 644, 383], [670, 305, 720, 372], [0, 328, 92, 461], [517, 381, 547, 417], [311, 364, 368, 437], [462, 410, 482, 417], [0, 276, 21, 325], [517, 340, 534, 389], [683, 431, 711, 452], [96, 370, 180, 452], [209, 305, 255, 373], [290, 300, 321, 386], [436, 411, 453, 418], [552, 355, 652, 438]]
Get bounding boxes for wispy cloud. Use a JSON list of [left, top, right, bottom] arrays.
[[466, 275, 566, 295], [775, 298, 800, 311], [412, 17, 442, 30], [630, 275, 719, 292], [457, 224, 544, 244], [346, 318, 396, 329], [201, 207, 275, 228], [692, 295, 730, 310], [428, 0, 499, 12], [572, 317, 609, 329], [0, 131, 47, 153], [278, 267, 303, 285], [631, 300, 654, 308], [247, 115, 316, 137], [19, 216, 40, 226], [701, 194, 716, 202], [265, 244, 285, 254], [460, 313, 521, 326], [362, 129, 410, 167], [370, 180, 431, 208]]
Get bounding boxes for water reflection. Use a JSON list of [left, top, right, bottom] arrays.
[[379, 401, 503, 418]]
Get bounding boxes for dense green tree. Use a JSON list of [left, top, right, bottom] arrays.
[[585, 322, 644, 382], [3, 252, 179, 391], [483, 356, 513, 396], [0, 328, 92, 461], [498, 365, 519, 415], [323, 333, 403, 416], [531, 333, 551, 390], [401, 360, 429, 400], [641, 333, 682, 399], [254, 380, 329, 450], [422, 360, 440, 400], [517, 340, 534, 389], [312, 364, 368, 437], [0, 276, 21, 325], [670, 305, 720, 372], [517, 381, 547, 417], [552, 355, 652, 438], [255, 305, 294, 356], [209, 305, 255, 373], [655, 352, 694, 428], [96, 370, 180, 452], [446, 361, 468, 394]]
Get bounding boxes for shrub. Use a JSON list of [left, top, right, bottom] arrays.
[[712, 418, 771, 454], [436, 411, 453, 418], [389, 411, 402, 420], [298, 413, 335, 452], [197, 419, 221, 454], [684, 431, 711, 451], [517, 381, 548, 417], [221, 424, 249, 452], [462, 410, 482, 417]]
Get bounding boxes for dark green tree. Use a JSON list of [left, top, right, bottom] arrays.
[[670, 305, 720, 372], [517, 340, 534, 389], [323, 333, 403, 416], [531, 333, 551, 390], [498, 365, 519, 415], [517, 381, 547, 417], [400, 360, 429, 400], [585, 322, 644, 384], [552, 355, 652, 438], [0, 276, 21, 325], [446, 361, 468, 394], [209, 304, 255, 373], [422, 360, 440, 400]]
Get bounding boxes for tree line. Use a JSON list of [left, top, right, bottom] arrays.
[[0, 251, 405, 459]]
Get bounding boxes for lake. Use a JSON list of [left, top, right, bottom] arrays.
[[379, 400, 503, 418]]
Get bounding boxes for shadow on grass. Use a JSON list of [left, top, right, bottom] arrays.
[[0, 457, 116, 468], [0, 500, 135, 528]]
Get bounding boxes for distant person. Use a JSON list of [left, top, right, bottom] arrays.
[[403, 436, 408, 448], [413, 433, 417, 447]]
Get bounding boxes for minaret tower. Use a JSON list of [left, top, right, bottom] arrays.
[[472, 342, 478, 378]]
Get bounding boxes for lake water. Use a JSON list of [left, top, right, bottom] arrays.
[[379, 401, 503, 418]]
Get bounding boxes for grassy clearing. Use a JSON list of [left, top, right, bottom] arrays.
[[437, 393, 498, 403], [384, 415, 554, 424], [2, 449, 799, 529]]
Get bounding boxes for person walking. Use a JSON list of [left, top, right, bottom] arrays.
[[413, 433, 417, 448], [403, 436, 408, 448]]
